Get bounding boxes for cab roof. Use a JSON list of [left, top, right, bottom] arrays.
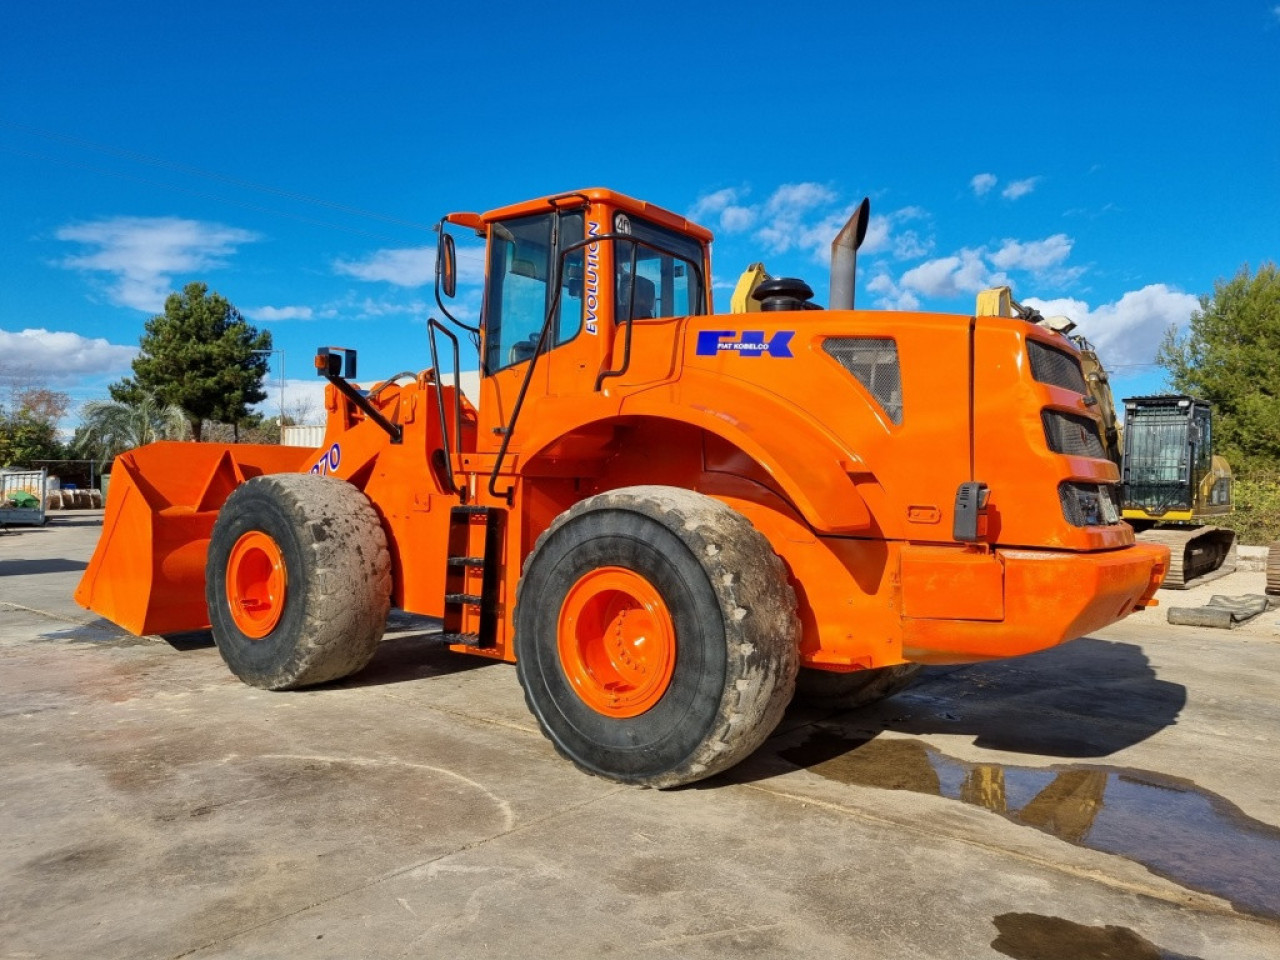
[[476, 188, 714, 243]]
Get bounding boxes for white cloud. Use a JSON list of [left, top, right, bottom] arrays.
[[860, 215, 891, 254], [753, 183, 845, 256], [334, 243, 485, 288], [893, 230, 933, 260], [1001, 177, 1041, 200], [900, 249, 998, 298], [1024, 284, 1198, 366], [252, 377, 328, 425], [719, 205, 756, 233], [989, 234, 1073, 272], [334, 246, 434, 287], [245, 305, 314, 322], [866, 273, 921, 311], [57, 217, 259, 312], [859, 208, 932, 260], [764, 182, 836, 216], [689, 187, 738, 220], [0, 328, 136, 382], [971, 173, 997, 196], [688, 188, 757, 234]]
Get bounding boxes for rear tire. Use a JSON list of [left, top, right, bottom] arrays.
[[515, 486, 799, 788], [206, 473, 391, 690], [794, 664, 922, 710]]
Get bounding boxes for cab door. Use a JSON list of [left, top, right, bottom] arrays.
[[477, 210, 586, 453]]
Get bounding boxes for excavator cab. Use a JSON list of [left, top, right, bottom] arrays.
[[1119, 396, 1235, 587], [1121, 396, 1233, 521]]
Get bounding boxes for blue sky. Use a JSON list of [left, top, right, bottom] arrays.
[[2, 1, 1278, 427]]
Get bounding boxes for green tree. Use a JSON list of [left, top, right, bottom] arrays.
[[0, 413, 65, 466], [71, 396, 190, 469], [111, 282, 271, 441], [0, 384, 70, 466], [1158, 263, 1280, 475]]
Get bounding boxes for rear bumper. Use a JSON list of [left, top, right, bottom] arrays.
[[900, 542, 1170, 664]]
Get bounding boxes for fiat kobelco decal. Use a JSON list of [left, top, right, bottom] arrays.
[[695, 330, 795, 358]]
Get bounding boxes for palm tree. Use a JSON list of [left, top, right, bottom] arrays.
[[72, 396, 190, 469]]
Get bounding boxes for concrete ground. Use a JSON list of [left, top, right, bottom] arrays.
[[2, 512, 1279, 960]]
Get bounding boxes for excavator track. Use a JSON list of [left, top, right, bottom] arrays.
[[1266, 542, 1280, 597], [1135, 525, 1237, 590]]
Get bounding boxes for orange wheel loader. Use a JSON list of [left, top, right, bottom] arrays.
[[75, 188, 1169, 788]]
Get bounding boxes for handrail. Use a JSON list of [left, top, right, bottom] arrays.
[[427, 317, 465, 499]]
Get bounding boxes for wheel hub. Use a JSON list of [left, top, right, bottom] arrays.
[[557, 566, 676, 718], [226, 530, 287, 639]]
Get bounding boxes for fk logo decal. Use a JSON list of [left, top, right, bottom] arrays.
[[694, 330, 795, 358]]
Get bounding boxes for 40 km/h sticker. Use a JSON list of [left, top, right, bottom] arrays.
[[310, 443, 341, 476]]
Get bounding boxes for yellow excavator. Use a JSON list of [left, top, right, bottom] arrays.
[[975, 287, 1236, 589]]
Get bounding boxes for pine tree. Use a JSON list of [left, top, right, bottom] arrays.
[[110, 282, 271, 441]]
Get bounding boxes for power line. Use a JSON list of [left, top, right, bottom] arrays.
[[0, 145, 416, 246], [0, 120, 437, 232]]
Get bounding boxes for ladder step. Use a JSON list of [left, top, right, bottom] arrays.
[[447, 557, 486, 568], [440, 631, 483, 647], [451, 505, 492, 516], [444, 593, 484, 605]]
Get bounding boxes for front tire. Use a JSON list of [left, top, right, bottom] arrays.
[[206, 473, 391, 690], [515, 486, 799, 788]]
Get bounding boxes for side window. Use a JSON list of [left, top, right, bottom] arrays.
[[556, 213, 584, 345], [612, 216, 706, 322], [484, 212, 585, 373]]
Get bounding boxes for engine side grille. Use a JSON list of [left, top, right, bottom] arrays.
[[1042, 410, 1106, 459], [1028, 340, 1087, 394], [1059, 482, 1123, 527], [823, 337, 903, 424]]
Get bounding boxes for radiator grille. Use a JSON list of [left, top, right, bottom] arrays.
[[1028, 340, 1087, 394], [823, 337, 903, 424], [1059, 482, 1123, 527], [1042, 410, 1106, 458]]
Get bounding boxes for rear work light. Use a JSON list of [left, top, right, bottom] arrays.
[[1059, 482, 1123, 527]]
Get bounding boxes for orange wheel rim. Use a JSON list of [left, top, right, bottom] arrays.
[[226, 531, 287, 639], [557, 566, 676, 718]]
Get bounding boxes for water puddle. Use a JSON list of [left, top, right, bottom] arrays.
[[780, 732, 1280, 921], [990, 913, 1201, 960]]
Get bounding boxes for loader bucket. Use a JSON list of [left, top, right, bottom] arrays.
[[75, 441, 317, 636]]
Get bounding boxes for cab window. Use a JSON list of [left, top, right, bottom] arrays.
[[613, 214, 706, 321], [484, 212, 585, 372]]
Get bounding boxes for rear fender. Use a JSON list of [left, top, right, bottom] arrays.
[[518, 383, 872, 535]]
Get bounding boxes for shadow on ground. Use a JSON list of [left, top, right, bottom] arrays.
[[718, 635, 1187, 793], [795, 637, 1186, 760], [0, 558, 88, 576]]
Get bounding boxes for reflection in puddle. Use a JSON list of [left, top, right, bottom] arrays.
[[780, 732, 1280, 921], [991, 913, 1202, 960]]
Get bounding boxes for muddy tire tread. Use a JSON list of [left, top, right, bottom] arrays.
[[207, 473, 391, 690], [516, 485, 799, 788]]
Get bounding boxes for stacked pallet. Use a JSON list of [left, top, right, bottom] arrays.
[[1267, 542, 1280, 597]]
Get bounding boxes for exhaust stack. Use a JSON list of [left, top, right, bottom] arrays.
[[829, 196, 871, 310]]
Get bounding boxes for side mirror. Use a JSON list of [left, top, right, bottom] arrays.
[[438, 231, 457, 299]]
